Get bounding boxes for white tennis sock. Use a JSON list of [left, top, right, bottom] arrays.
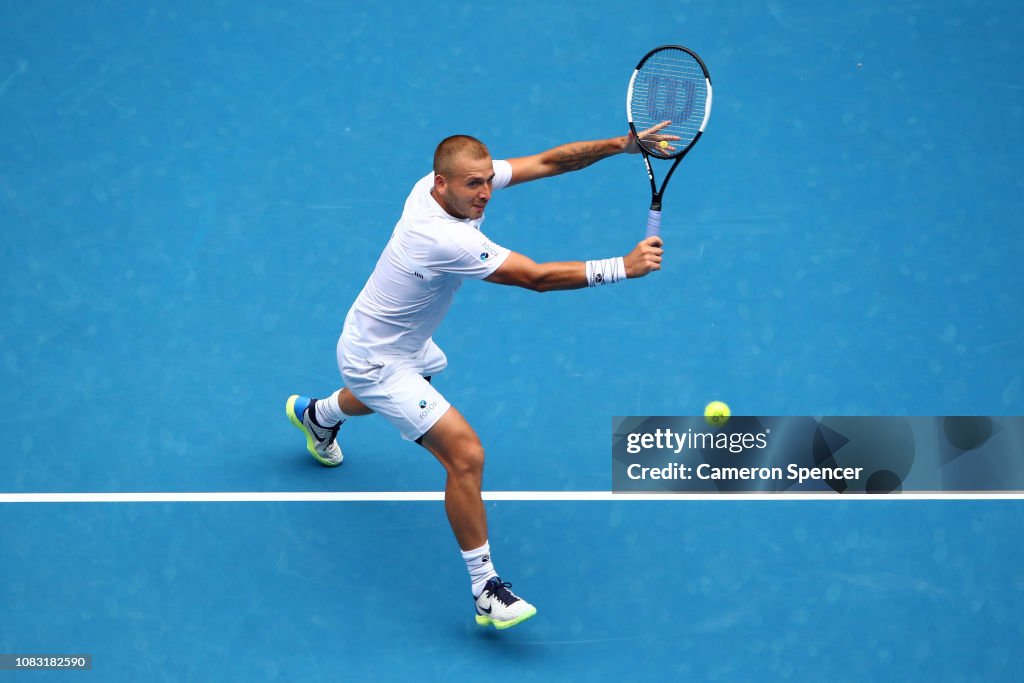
[[462, 541, 498, 597], [314, 389, 352, 427]]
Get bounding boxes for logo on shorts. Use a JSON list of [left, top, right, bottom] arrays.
[[479, 252, 490, 261], [418, 399, 437, 419]]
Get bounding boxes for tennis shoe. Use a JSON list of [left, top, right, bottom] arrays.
[[286, 395, 343, 467], [474, 577, 537, 630]]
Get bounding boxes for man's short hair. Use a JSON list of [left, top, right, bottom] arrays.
[[433, 135, 490, 177]]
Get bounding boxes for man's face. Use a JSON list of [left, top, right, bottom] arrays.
[[433, 154, 494, 220]]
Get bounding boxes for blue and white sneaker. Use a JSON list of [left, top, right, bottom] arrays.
[[474, 577, 537, 630], [285, 395, 343, 467]]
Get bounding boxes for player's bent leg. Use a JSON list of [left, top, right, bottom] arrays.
[[418, 408, 488, 550], [418, 409, 537, 630], [285, 394, 344, 467]]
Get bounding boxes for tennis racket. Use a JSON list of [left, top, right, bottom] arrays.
[[627, 45, 713, 238]]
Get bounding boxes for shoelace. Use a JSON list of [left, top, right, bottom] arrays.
[[484, 579, 518, 607]]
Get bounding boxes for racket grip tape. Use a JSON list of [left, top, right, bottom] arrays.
[[645, 209, 662, 238]]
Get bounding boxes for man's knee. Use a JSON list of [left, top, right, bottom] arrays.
[[419, 408, 486, 478], [447, 438, 485, 479], [428, 432, 483, 481]]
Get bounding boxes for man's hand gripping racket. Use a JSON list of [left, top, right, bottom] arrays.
[[623, 236, 664, 278], [626, 45, 713, 238]]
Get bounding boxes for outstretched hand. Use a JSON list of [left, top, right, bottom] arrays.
[[625, 121, 681, 154], [624, 236, 664, 278]]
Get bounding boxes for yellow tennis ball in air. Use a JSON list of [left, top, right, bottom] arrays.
[[704, 401, 730, 428], [658, 140, 669, 149]]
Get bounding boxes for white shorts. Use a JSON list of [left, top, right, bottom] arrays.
[[337, 337, 451, 442]]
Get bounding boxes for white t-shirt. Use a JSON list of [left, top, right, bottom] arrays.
[[341, 159, 513, 359]]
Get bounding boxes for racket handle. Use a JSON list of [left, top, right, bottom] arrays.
[[646, 209, 662, 238]]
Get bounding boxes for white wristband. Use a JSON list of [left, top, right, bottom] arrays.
[[585, 257, 627, 287]]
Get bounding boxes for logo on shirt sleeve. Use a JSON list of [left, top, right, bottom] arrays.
[[479, 241, 499, 262]]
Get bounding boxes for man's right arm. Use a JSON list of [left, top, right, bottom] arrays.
[[484, 237, 664, 292]]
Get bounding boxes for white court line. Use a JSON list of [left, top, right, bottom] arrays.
[[0, 491, 1022, 503]]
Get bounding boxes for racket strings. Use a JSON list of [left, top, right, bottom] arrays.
[[630, 49, 708, 153]]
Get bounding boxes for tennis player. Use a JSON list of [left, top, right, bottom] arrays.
[[287, 127, 669, 630]]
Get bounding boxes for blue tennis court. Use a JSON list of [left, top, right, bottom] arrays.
[[2, 1, 1022, 680]]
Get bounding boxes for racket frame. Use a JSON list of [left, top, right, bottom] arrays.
[[626, 45, 712, 231]]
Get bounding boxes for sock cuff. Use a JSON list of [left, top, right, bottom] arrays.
[[314, 390, 348, 427], [461, 541, 490, 562]]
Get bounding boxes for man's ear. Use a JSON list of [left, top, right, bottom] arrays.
[[433, 173, 447, 196]]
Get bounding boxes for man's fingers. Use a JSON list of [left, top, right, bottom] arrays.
[[626, 235, 665, 277], [639, 120, 673, 138]]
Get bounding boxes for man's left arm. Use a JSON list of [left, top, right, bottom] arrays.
[[506, 136, 628, 187], [505, 122, 677, 187]]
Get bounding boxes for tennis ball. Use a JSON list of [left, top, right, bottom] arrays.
[[704, 401, 730, 428], [658, 140, 669, 149]]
